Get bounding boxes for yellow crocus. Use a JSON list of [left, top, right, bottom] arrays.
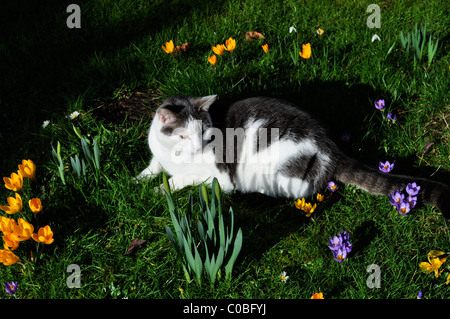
[[0, 249, 20, 266], [162, 40, 175, 54], [299, 43, 312, 59], [0, 216, 13, 234], [419, 250, 448, 278], [18, 159, 36, 179], [262, 44, 269, 53], [303, 202, 317, 217], [32, 225, 54, 244], [12, 218, 34, 242], [0, 193, 22, 214], [3, 172, 23, 192], [294, 198, 306, 210], [316, 193, 325, 203], [2, 233, 19, 251], [212, 44, 225, 56], [29, 198, 43, 213], [224, 37, 236, 52], [311, 292, 324, 299], [208, 55, 217, 66]]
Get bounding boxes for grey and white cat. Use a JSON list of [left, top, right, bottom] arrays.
[[136, 95, 450, 218]]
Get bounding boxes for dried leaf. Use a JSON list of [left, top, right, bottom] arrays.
[[422, 142, 435, 156], [124, 238, 147, 256], [245, 31, 264, 41], [173, 42, 191, 55]]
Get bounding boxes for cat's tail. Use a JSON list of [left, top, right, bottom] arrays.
[[334, 155, 450, 218]]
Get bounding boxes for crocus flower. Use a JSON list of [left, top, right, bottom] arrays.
[[333, 248, 347, 262], [0, 193, 22, 215], [29, 198, 43, 213], [294, 198, 306, 210], [208, 55, 217, 66], [5, 282, 17, 295], [316, 193, 324, 203], [212, 44, 225, 56], [162, 40, 175, 54], [289, 26, 297, 33], [328, 235, 341, 251], [3, 172, 23, 192], [299, 43, 311, 59], [406, 195, 417, 209], [419, 250, 448, 278], [12, 218, 34, 241], [340, 132, 351, 142], [328, 231, 352, 262], [261, 44, 269, 53], [379, 161, 394, 173], [280, 271, 289, 282], [389, 189, 404, 207], [0, 216, 13, 234], [3, 233, 19, 251], [311, 292, 324, 299], [303, 202, 317, 217], [397, 201, 411, 215], [374, 99, 385, 111], [386, 113, 397, 122], [339, 231, 352, 253], [0, 250, 20, 266], [32, 225, 54, 244], [18, 159, 36, 179], [224, 37, 236, 52], [327, 181, 337, 192], [406, 182, 421, 196]]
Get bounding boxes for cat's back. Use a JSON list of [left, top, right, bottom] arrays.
[[223, 96, 325, 139]]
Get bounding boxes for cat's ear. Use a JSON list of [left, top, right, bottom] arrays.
[[193, 95, 217, 112], [157, 108, 176, 125]]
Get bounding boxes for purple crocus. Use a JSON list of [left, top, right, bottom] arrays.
[[327, 181, 337, 193], [397, 201, 411, 215], [328, 235, 341, 251], [5, 281, 17, 295], [374, 99, 385, 111], [406, 182, 421, 196], [333, 248, 347, 262], [328, 231, 352, 262], [386, 113, 397, 122], [379, 161, 394, 173], [406, 195, 418, 209], [389, 189, 404, 207]]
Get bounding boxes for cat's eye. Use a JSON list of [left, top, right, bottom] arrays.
[[180, 135, 189, 139]]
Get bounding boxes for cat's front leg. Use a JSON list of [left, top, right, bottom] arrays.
[[136, 157, 163, 182]]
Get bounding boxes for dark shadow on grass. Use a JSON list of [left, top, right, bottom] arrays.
[[0, 0, 227, 171]]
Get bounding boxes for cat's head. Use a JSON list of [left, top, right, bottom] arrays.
[[153, 94, 216, 155]]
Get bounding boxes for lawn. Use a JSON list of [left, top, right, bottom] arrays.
[[1, 0, 450, 301]]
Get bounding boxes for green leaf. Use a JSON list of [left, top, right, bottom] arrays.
[[72, 125, 83, 139], [163, 173, 171, 196], [93, 137, 101, 170], [225, 228, 243, 279]]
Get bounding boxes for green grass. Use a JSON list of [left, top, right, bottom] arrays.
[[1, 0, 450, 299]]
